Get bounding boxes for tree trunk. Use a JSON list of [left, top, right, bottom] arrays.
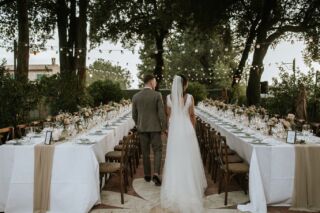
[[67, 0, 76, 75], [232, 18, 259, 87], [56, 0, 69, 76], [76, 0, 88, 90], [57, 0, 87, 88], [16, 0, 29, 82], [246, 0, 276, 106], [154, 30, 167, 91], [199, 54, 210, 74], [246, 43, 268, 106]]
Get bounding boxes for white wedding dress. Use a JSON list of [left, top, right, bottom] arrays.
[[160, 76, 207, 213]]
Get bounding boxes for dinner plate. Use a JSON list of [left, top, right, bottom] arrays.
[[103, 127, 116, 130], [232, 130, 244, 134], [90, 131, 104, 136], [77, 138, 96, 144], [249, 140, 269, 145]]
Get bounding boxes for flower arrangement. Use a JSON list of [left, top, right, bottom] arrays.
[[47, 99, 131, 133], [245, 106, 257, 118], [120, 99, 131, 106], [267, 117, 278, 135], [267, 117, 278, 126], [55, 113, 72, 127], [257, 107, 267, 118], [286, 113, 295, 124], [80, 107, 93, 119], [280, 119, 291, 130], [200, 99, 304, 138]]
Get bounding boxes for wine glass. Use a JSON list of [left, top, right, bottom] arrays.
[[24, 127, 35, 143], [302, 124, 311, 142]]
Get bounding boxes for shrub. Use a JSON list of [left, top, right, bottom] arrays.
[[0, 74, 40, 127], [230, 83, 247, 106], [261, 68, 319, 121], [87, 79, 124, 106], [38, 74, 93, 114], [187, 82, 208, 105]]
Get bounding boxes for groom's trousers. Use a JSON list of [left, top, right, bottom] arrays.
[[139, 132, 162, 176]]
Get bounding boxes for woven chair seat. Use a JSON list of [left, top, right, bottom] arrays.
[[106, 151, 121, 159], [114, 145, 123, 151], [226, 148, 236, 155], [225, 154, 243, 163], [99, 162, 121, 173], [224, 163, 249, 173]]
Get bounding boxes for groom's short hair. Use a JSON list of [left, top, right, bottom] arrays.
[[143, 74, 155, 84]]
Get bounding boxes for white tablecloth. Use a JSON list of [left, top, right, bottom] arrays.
[[196, 106, 320, 213], [0, 112, 135, 213]]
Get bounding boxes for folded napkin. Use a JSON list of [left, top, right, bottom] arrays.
[[33, 144, 55, 213], [291, 145, 320, 212]]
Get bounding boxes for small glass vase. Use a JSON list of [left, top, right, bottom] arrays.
[[60, 125, 69, 140], [268, 125, 273, 136]]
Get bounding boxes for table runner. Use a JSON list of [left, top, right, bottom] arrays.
[[0, 112, 134, 213], [33, 144, 55, 213], [291, 145, 320, 212]]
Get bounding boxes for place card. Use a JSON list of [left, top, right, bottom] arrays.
[[44, 131, 53, 145], [286, 130, 296, 144]]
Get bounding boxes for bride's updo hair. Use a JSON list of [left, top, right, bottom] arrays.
[[178, 74, 188, 95]]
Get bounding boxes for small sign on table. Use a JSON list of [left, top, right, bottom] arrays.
[[44, 131, 53, 145], [286, 130, 296, 144]]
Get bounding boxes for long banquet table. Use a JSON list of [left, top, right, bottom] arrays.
[[196, 105, 320, 213], [0, 111, 135, 213]]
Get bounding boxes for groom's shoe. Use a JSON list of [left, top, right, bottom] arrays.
[[152, 175, 162, 186], [144, 176, 151, 182]]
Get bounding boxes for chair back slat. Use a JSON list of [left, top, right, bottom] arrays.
[[216, 134, 228, 170], [120, 132, 133, 166], [208, 128, 216, 153], [16, 124, 27, 138], [0, 127, 14, 144]]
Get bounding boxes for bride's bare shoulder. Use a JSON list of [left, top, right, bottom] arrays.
[[186, 93, 194, 101], [166, 94, 171, 101], [166, 94, 172, 107]]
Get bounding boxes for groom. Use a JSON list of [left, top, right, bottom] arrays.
[[132, 74, 167, 186]]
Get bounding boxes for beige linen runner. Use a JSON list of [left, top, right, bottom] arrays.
[[291, 145, 320, 212], [33, 144, 56, 213]]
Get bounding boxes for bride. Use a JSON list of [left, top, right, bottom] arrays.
[[160, 75, 207, 213]]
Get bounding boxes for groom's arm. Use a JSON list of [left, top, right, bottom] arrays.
[[132, 96, 138, 125], [157, 93, 167, 132]]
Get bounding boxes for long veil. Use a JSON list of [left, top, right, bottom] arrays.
[[170, 75, 184, 117], [160, 75, 207, 213]]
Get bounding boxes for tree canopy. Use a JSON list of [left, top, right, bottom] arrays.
[[87, 59, 132, 89], [230, 0, 320, 105]]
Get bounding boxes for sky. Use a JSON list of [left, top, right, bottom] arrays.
[[1, 35, 319, 89]]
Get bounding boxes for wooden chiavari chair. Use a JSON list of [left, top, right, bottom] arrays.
[[99, 133, 132, 204], [217, 135, 249, 205], [15, 124, 28, 138], [0, 127, 14, 145]]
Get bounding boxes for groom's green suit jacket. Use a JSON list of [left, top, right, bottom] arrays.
[[132, 88, 167, 133]]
